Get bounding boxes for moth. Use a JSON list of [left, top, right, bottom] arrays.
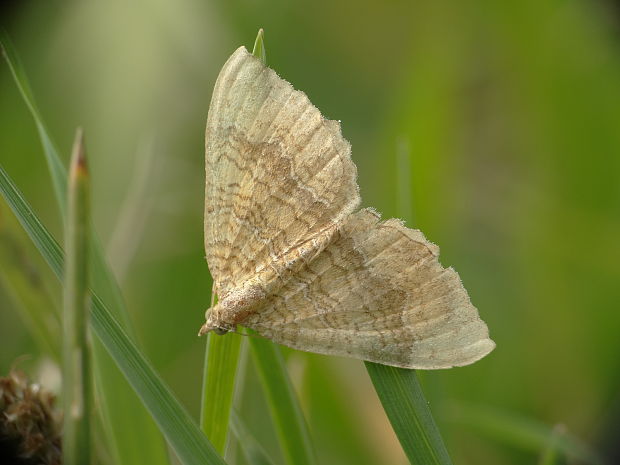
[[199, 46, 495, 369]]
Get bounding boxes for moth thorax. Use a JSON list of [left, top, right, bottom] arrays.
[[217, 283, 266, 323]]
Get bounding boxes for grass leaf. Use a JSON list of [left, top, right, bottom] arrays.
[[0, 30, 67, 213], [248, 334, 317, 465], [538, 424, 567, 465], [200, 321, 243, 453], [0, 27, 131, 329], [365, 131, 453, 465], [0, 164, 228, 465], [62, 129, 92, 465], [230, 410, 277, 465], [445, 403, 605, 465], [0, 202, 61, 358], [0, 32, 169, 465], [90, 295, 227, 465], [365, 363, 453, 465]]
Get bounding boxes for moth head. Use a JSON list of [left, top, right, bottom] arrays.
[[198, 283, 265, 336], [198, 307, 234, 336]]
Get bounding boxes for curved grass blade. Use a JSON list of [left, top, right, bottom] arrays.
[[446, 403, 605, 465], [538, 424, 567, 465], [63, 129, 92, 465], [1, 32, 168, 465], [0, 202, 60, 358], [0, 164, 227, 465], [230, 410, 276, 465], [0, 28, 130, 329], [248, 334, 317, 465], [90, 295, 227, 465], [0, 167, 63, 274], [0, 30, 66, 211], [365, 363, 453, 465]]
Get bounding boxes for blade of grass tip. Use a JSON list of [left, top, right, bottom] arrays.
[[365, 363, 453, 465], [230, 410, 277, 465], [538, 424, 567, 465], [1, 33, 170, 465], [63, 129, 93, 465], [200, 289, 243, 453], [252, 28, 267, 64], [247, 332, 317, 465], [0, 164, 228, 465]]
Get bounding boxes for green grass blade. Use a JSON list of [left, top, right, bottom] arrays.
[[1, 33, 169, 465], [230, 410, 276, 465], [0, 30, 67, 213], [446, 403, 605, 465], [90, 295, 227, 465], [0, 167, 64, 275], [248, 335, 317, 465], [538, 424, 567, 465], [0, 202, 60, 358], [200, 318, 243, 452], [365, 363, 453, 465], [363, 134, 452, 465], [0, 28, 130, 329], [0, 164, 227, 465], [63, 129, 93, 465]]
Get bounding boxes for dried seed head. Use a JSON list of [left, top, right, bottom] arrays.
[[0, 370, 62, 465]]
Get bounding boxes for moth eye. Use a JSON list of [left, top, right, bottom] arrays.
[[213, 327, 229, 336]]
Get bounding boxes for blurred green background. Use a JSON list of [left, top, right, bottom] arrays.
[[1, 0, 619, 464]]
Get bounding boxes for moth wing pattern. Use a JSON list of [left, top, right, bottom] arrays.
[[242, 209, 494, 369], [205, 47, 360, 298]]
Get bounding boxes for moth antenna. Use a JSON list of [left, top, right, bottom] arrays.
[[229, 328, 269, 340]]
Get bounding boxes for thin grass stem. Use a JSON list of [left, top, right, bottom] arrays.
[[0, 164, 228, 465], [1, 33, 170, 465], [230, 410, 276, 465], [62, 129, 92, 465], [248, 333, 317, 465], [200, 290, 243, 453]]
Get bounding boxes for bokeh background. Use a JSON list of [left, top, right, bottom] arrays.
[[1, 1, 619, 464]]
